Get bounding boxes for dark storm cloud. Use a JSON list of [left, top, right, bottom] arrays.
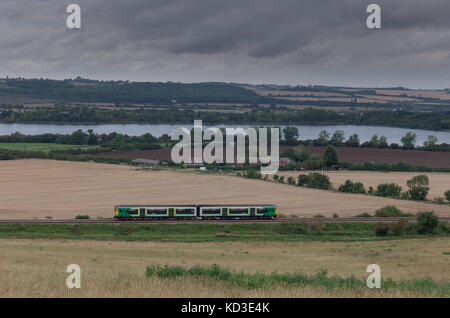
[[1, 0, 450, 88]]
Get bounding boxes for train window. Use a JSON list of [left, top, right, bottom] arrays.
[[148, 209, 166, 215], [229, 208, 248, 214], [202, 208, 220, 215], [177, 209, 194, 215]]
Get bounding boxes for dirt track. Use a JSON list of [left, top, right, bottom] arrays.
[[0, 160, 449, 220]]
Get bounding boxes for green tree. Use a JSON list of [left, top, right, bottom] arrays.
[[376, 183, 402, 198], [370, 134, 379, 147], [87, 129, 98, 145], [317, 130, 330, 145], [407, 175, 430, 200], [323, 145, 338, 167], [345, 134, 360, 147], [282, 126, 299, 145], [416, 212, 439, 234], [378, 136, 388, 148], [401, 132, 417, 150], [444, 190, 450, 202], [330, 130, 345, 146], [423, 135, 438, 151], [281, 145, 310, 162]]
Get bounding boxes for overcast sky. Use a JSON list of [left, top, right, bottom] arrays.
[[1, 0, 450, 88]]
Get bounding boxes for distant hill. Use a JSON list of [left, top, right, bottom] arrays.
[[0, 78, 264, 104]]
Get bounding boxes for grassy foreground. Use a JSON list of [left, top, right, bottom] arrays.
[[0, 222, 448, 242], [0, 238, 448, 297]]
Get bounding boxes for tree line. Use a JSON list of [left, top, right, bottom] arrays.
[[0, 105, 449, 131]]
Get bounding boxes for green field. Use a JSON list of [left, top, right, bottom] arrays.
[[0, 143, 99, 153]]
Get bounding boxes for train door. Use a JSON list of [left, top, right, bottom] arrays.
[[250, 208, 256, 217], [168, 208, 175, 218]]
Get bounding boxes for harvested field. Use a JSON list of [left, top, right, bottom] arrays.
[[102, 146, 450, 169], [0, 238, 448, 297], [0, 160, 449, 220], [274, 171, 450, 200], [376, 89, 450, 100]]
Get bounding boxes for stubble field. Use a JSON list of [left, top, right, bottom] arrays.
[[274, 171, 450, 200], [0, 159, 449, 220], [0, 237, 448, 297]]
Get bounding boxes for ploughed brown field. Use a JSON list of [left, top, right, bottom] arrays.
[[0, 159, 448, 220], [101, 146, 450, 169]]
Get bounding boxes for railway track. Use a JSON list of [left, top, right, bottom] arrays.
[[0, 217, 449, 224]]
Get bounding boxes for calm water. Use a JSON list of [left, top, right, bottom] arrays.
[[0, 123, 449, 145]]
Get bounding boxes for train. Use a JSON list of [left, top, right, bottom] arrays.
[[114, 204, 278, 220]]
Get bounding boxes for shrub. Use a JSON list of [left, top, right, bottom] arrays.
[[278, 176, 285, 183], [416, 212, 439, 234], [309, 173, 332, 190], [333, 213, 339, 218], [246, 168, 261, 179], [355, 213, 372, 217], [400, 192, 410, 200], [407, 175, 430, 201], [374, 223, 390, 236], [287, 176, 296, 185], [338, 180, 366, 194], [75, 215, 90, 220], [376, 183, 402, 198], [391, 220, 409, 236], [374, 206, 411, 217], [323, 145, 338, 167], [445, 190, 450, 202], [297, 174, 310, 186]]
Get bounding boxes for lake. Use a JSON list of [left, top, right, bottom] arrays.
[[0, 123, 449, 145]]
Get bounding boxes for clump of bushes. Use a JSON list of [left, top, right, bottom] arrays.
[[75, 215, 90, 220], [338, 180, 366, 194], [407, 175, 430, 201], [416, 212, 439, 234], [371, 211, 445, 236], [375, 183, 402, 198], [355, 213, 372, 217], [246, 168, 261, 179], [391, 219, 409, 236], [297, 173, 331, 190], [374, 206, 412, 217], [287, 176, 296, 185], [445, 190, 450, 202], [374, 223, 390, 236]]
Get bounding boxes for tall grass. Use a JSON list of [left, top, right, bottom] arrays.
[[145, 264, 450, 297]]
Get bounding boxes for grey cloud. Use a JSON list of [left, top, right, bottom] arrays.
[[1, 0, 450, 88]]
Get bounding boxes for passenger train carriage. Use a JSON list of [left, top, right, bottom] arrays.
[[114, 204, 278, 220]]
